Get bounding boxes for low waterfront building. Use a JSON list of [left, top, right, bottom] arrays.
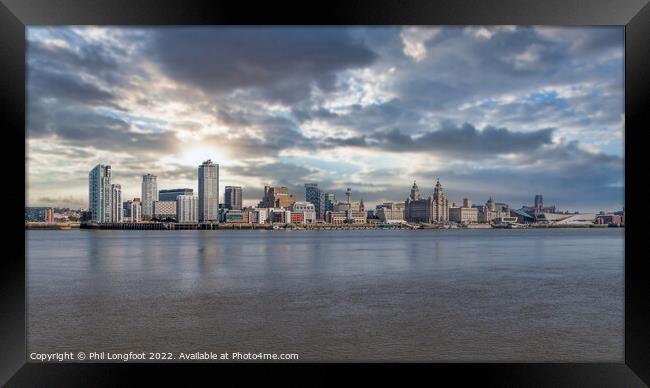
[[325, 210, 367, 224], [269, 208, 291, 223], [290, 212, 305, 224], [595, 213, 624, 225], [554, 213, 597, 225], [493, 216, 519, 225], [153, 200, 177, 221], [177, 195, 198, 223], [476, 197, 510, 223], [224, 209, 252, 223], [255, 208, 269, 224], [376, 202, 405, 223], [511, 208, 536, 224], [290, 201, 316, 223], [449, 206, 478, 224], [25, 207, 54, 222]]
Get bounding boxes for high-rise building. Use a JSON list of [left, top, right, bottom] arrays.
[[198, 160, 219, 222], [141, 174, 158, 218], [259, 186, 296, 209], [177, 195, 198, 223], [305, 183, 325, 220], [123, 201, 132, 220], [224, 186, 243, 210], [159, 188, 193, 202], [324, 193, 336, 213], [463, 197, 472, 208], [131, 198, 142, 222], [110, 184, 123, 223], [89, 164, 112, 223]]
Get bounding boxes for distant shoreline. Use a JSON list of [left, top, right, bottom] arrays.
[[25, 222, 618, 230]]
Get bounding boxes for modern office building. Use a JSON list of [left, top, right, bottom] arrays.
[[159, 188, 193, 202], [305, 183, 325, 220], [110, 184, 123, 223], [198, 160, 219, 222], [153, 200, 177, 220], [177, 195, 199, 223], [324, 192, 336, 213], [224, 186, 243, 210], [122, 201, 132, 221], [89, 164, 112, 223], [141, 173, 158, 218], [25, 207, 54, 222]]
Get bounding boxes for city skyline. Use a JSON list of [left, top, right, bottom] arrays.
[[26, 26, 624, 212]]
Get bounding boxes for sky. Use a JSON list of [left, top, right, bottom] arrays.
[[26, 26, 624, 213]]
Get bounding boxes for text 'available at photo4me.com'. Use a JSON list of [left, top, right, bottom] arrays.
[[29, 351, 301, 362]]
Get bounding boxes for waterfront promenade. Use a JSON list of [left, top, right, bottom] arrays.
[[25, 221, 614, 231]]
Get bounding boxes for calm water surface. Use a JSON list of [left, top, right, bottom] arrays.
[[27, 228, 623, 361]]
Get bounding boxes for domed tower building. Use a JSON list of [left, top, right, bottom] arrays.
[[405, 181, 432, 223], [409, 181, 421, 201], [432, 179, 449, 222]]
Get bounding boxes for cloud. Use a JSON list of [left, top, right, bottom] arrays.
[[148, 27, 378, 103], [400, 27, 441, 62], [325, 122, 554, 155], [25, 26, 624, 212]]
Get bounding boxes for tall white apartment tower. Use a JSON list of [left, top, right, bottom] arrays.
[[198, 160, 219, 222], [110, 184, 123, 223], [88, 164, 112, 223], [141, 173, 158, 218]]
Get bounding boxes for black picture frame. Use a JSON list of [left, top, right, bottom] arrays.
[[2, 0, 649, 385]]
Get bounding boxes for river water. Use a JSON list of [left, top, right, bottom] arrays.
[[26, 228, 623, 361]]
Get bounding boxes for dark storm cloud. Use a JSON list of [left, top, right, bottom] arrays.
[[148, 28, 378, 103], [28, 67, 119, 110], [325, 122, 554, 155]]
